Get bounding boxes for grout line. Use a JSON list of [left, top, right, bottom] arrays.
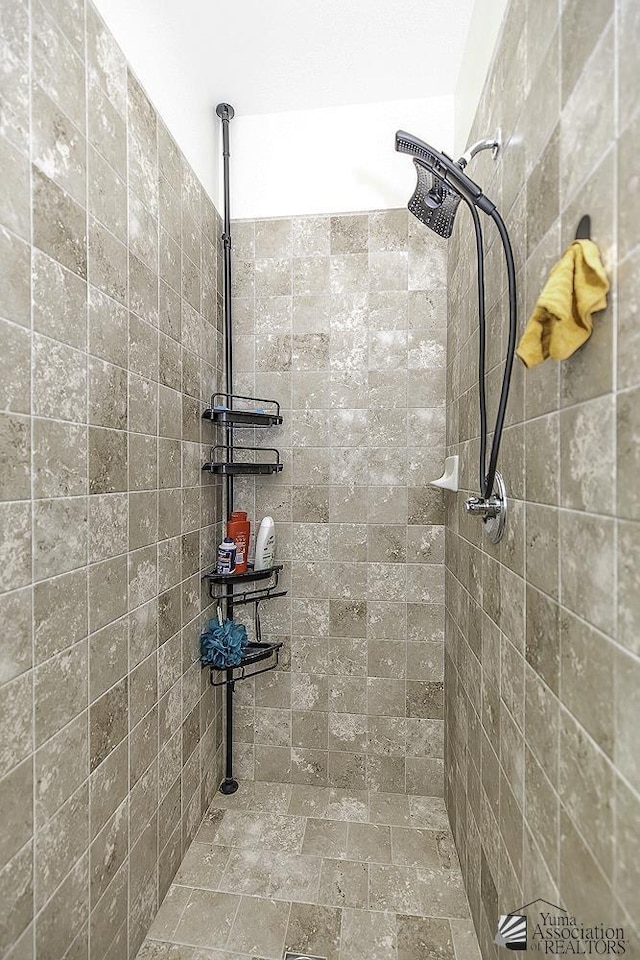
[[223, 894, 244, 951], [122, 32, 133, 957], [27, 0, 37, 950], [82, 2, 92, 951], [610, 0, 621, 912], [153, 56, 162, 929], [159, 878, 470, 919]]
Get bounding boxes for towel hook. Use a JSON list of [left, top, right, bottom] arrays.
[[575, 215, 591, 240]]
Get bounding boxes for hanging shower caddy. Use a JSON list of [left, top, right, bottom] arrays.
[[202, 104, 286, 795]]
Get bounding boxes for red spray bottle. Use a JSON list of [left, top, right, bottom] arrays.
[[227, 511, 250, 574]]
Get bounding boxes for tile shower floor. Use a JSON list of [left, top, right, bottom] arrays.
[[138, 781, 481, 960]]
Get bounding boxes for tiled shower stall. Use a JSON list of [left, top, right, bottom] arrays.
[[1, 0, 639, 956]]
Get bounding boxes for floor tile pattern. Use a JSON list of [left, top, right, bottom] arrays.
[[138, 781, 481, 960]]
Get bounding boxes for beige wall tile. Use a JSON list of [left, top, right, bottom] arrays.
[[0, 7, 225, 956], [445, 0, 638, 943]]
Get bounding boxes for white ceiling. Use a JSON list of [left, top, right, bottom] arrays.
[[92, 0, 482, 212], [94, 0, 476, 116]]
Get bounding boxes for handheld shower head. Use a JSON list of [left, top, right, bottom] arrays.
[[395, 130, 496, 231], [408, 159, 462, 239]]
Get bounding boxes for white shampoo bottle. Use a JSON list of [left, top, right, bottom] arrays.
[[253, 516, 275, 571]]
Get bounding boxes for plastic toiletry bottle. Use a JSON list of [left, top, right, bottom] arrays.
[[227, 511, 250, 574], [217, 536, 236, 575], [253, 516, 275, 571]]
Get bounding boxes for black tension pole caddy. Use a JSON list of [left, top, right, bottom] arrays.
[[201, 104, 286, 794]]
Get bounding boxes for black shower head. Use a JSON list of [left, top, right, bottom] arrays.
[[408, 159, 462, 239], [395, 130, 496, 235]]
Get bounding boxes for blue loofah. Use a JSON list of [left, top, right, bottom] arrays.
[[200, 617, 248, 668]]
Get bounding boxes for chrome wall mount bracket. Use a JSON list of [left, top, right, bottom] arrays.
[[457, 128, 502, 167], [464, 471, 508, 544]]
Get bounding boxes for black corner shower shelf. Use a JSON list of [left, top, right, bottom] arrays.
[[208, 640, 284, 686], [202, 563, 285, 607], [203, 461, 284, 475], [202, 444, 283, 475], [202, 393, 283, 428], [203, 408, 283, 428], [205, 563, 284, 586]]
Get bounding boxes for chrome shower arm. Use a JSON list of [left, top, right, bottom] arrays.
[[458, 131, 501, 168]]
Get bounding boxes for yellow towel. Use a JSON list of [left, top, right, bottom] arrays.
[[516, 239, 609, 368]]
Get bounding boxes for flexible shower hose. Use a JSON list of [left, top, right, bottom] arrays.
[[464, 201, 517, 500]]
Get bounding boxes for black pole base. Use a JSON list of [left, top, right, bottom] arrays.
[[219, 778, 239, 795]]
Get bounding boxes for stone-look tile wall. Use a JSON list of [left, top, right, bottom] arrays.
[[0, 1, 225, 956], [226, 210, 449, 795], [444, 0, 639, 955]]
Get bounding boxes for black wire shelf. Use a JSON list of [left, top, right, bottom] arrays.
[[202, 562, 286, 606], [208, 640, 284, 686], [202, 393, 283, 428], [203, 461, 284, 475], [204, 563, 283, 586], [202, 444, 283, 475]]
